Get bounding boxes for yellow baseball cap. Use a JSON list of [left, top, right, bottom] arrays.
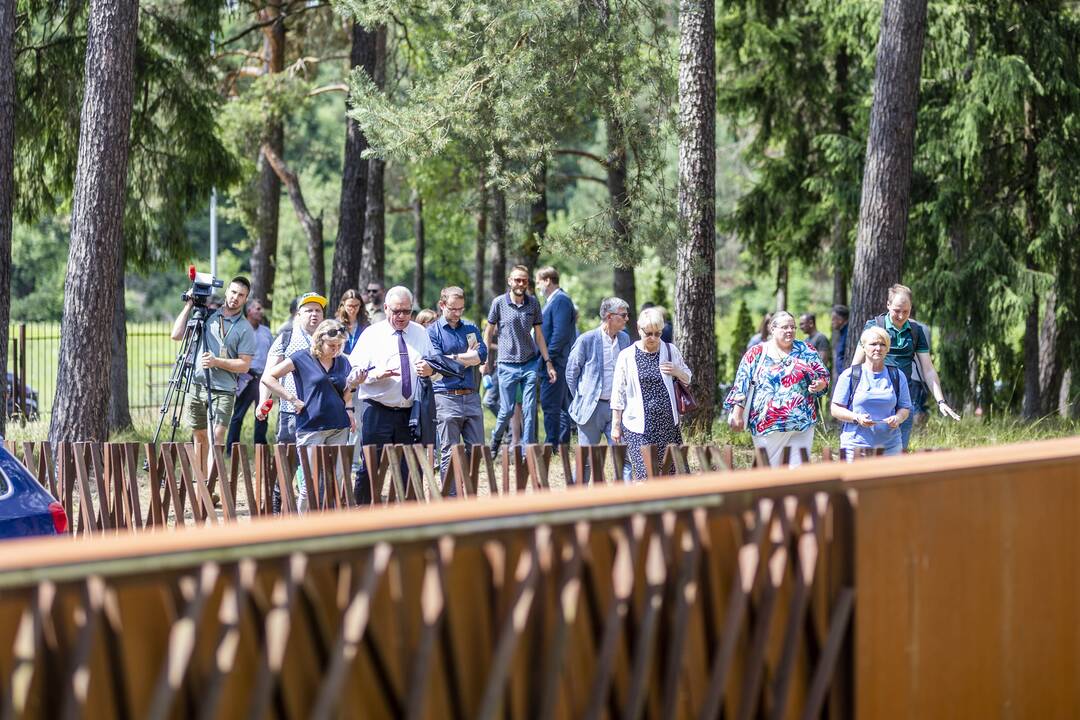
[[297, 292, 328, 309]]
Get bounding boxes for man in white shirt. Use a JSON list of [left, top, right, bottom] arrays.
[[348, 286, 435, 503]]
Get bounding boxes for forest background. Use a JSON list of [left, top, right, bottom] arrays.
[[5, 0, 1080, 441]]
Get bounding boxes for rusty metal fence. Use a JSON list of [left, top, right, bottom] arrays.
[[5, 322, 175, 423]]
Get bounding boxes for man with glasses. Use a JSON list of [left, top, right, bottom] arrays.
[[428, 286, 487, 483], [348, 285, 436, 504], [565, 297, 633, 483], [484, 265, 558, 454], [362, 281, 386, 323]]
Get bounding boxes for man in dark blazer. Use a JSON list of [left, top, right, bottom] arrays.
[[536, 266, 577, 447], [565, 297, 632, 482]]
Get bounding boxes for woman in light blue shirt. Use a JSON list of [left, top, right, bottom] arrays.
[[830, 326, 912, 457]]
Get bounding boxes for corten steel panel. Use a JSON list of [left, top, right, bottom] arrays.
[[0, 464, 857, 720], [852, 437, 1080, 717]]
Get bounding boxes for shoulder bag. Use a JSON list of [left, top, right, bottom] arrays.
[[665, 342, 698, 415]]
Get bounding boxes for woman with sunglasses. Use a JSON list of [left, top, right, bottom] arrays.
[[335, 289, 369, 355], [261, 320, 364, 511], [724, 311, 830, 467], [611, 308, 692, 480]]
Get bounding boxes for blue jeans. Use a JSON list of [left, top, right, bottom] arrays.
[[900, 380, 925, 450], [491, 360, 539, 448]]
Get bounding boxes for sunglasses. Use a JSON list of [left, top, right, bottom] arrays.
[[388, 308, 412, 317], [639, 330, 662, 338], [324, 326, 347, 338]]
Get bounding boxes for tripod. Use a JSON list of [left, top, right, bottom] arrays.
[[150, 304, 218, 448]]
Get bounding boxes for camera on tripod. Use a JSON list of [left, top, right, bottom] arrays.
[[181, 265, 223, 308]]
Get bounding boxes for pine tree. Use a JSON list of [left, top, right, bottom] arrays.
[[730, 299, 754, 376], [49, 0, 139, 443], [0, 0, 12, 436]]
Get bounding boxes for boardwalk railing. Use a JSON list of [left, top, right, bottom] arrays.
[[3, 438, 1080, 717]]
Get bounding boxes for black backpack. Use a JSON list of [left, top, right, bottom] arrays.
[[845, 364, 901, 411]]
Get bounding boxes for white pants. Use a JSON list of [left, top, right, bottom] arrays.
[[752, 427, 814, 468]]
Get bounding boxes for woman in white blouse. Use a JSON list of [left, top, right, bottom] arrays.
[[611, 308, 692, 480]]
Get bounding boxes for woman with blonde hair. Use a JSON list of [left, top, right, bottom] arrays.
[[851, 283, 959, 449], [724, 311, 830, 467], [262, 319, 363, 511], [830, 326, 912, 457], [611, 307, 692, 480], [335, 289, 368, 354]]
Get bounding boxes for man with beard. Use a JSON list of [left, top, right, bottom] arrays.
[[484, 265, 558, 454]]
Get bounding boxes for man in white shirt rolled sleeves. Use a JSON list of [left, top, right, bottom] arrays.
[[348, 285, 436, 504]]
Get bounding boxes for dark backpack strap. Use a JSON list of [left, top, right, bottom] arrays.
[[875, 314, 886, 329], [888, 366, 901, 410], [280, 327, 293, 354], [845, 365, 863, 409]]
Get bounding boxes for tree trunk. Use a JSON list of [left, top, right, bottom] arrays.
[[261, 143, 324, 296], [608, 113, 637, 339], [473, 175, 488, 314], [250, 1, 285, 310], [775, 258, 789, 311], [108, 244, 132, 432], [830, 47, 851, 310], [489, 186, 507, 301], [521, 160, 545, 272], [1022, 289, 1041, 419], [0, 0, 14, 435], [49, 0, 138, 443], [359, 26, 387, 290], [1038, 288, 1063, 416], [329, 22, 376, 305], [412, 189, 425, 308], [847, 0, 929, 363], [674, 0, 716, 431]]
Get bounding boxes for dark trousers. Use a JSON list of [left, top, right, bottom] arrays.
[[354, 400, 414, 505], [225, 375, 268, 454], [540, 360, 572, 446]]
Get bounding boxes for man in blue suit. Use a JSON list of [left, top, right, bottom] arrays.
[[566, 297, 632, 483], [536, 267, 577, 447]]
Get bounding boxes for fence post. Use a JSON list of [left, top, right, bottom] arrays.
[[17, 323, 26, 426]]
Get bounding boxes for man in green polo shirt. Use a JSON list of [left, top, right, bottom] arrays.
[[852, 283, 960, 449], [171, 276, 257, 466]]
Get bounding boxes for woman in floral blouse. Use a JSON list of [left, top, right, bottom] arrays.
[[724, 311, 830, 467]]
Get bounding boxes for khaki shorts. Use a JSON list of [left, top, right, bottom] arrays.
[[185, 384, 236, 431]]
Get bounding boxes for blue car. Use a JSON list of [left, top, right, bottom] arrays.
[[0, 442, 67, 539]]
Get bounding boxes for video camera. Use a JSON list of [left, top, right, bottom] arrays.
[[180, 265, 223, 308]]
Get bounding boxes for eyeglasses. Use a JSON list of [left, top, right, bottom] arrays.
[[364, 288, 380, 295], [640, 330, 662, 338], [445, 305, 465, 313], [611, 312, 628, 318], [388, 308, 412, 317], [509, 277, 530, 284]]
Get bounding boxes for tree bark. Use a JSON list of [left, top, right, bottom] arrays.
[[250, 1, 285, 310], [847, 0, 929, 363], [608, 114, 637, 339], [359, 26, 387, 290], [108, 244, 132, 432], [329, 22, 377, 305], [775, 258, 789, 311], [489, 186, 507, 301], [1022, 289, 1041, 419], [412, 189, 425, 308], [49, 0, 138, 443], [261, 143, 324, 296], [674, 0, 717, 430], [1038, 288, 1064, 416], [521, 160, 545, 271], [473, 175, 488, 314], [0, 0, 14, 435]]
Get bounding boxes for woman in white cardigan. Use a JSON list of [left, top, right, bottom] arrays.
[[611, 308, 692, 480]]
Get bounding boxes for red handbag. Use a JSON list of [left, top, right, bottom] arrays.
[[665, 342, 699, 415]]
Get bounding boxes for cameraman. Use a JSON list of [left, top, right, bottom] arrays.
[[171, 276, 256, 468]]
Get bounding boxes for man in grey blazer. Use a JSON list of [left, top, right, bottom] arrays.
[[566, 297, 633, 483]]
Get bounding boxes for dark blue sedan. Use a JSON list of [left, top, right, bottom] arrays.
[[0, 443, 67, 539]]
